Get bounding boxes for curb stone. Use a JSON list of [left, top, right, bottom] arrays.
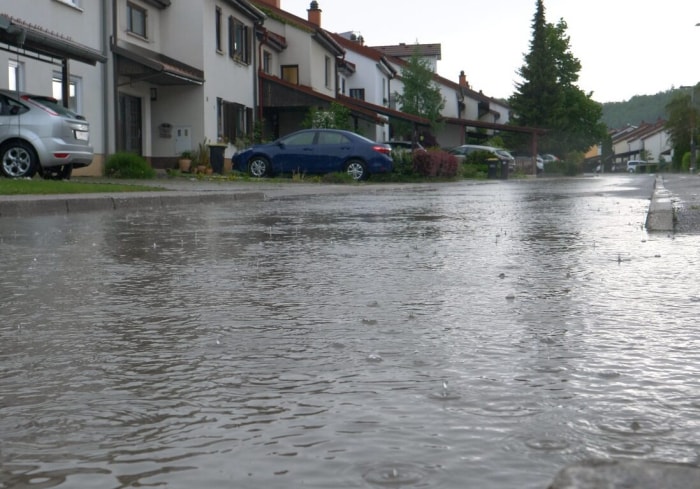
[[645, 175, 674, 232]]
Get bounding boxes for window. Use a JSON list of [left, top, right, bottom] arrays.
[[127, 2, 147, 38], [324, 56, 331, 88], [52, 75, 81, 113], [349, 88, 365, 101], [8, 60, 24, 91], [228, 17, 250, 64], [282, 131, 315, 146], [341, 77, 346, 95], [317, 131, 349, 145], [263, 51, 272, 74], [281, 65, 299, 85], [215, 7, 223, 52], [220, 99, 251, 143]]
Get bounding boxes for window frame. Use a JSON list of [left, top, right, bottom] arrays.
[[349, 88, 365, 101], [281, 65, 299, 85], [228, 16, 251, 64], [52, 74, 82, 114], [324, 56, 331, 88], [8, 59, 24, 92], [127, 2, 148, 38], [263, 51, 272, 74], [219, 99, 251, 143], [215, 7, 223, 53]]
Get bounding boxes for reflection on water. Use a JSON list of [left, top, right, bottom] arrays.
[[2, 176, 700, 489]]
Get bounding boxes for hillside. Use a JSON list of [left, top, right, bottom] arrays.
[[600, 89, 680, 129]]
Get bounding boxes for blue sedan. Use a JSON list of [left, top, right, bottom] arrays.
[[232, 129, 393, 180]]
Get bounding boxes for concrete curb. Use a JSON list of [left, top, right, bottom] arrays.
[[0, 191, 266, 218], [645, 175, 674, 232]]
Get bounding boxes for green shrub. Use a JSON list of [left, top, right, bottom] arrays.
[[460, 163, 487, 179], [104, 152, 156, 179], [390, 150, 416, 177]]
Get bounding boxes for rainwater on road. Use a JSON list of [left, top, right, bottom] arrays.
[[1, 175, 699, 489]]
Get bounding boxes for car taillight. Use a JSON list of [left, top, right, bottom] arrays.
[[53, 153, 69, 159], [372, 145, 391, 155]]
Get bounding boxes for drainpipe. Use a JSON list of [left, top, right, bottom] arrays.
[[112, 0, 120, 152], [101, 0, 110, 156], [255, 25, 263, 125]]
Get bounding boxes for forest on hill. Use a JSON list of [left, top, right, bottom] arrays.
[[600, 89, 684, 129]]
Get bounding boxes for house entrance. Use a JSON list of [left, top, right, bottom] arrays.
[[118, 93, 142, 154]]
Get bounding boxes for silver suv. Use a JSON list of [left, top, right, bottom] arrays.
[[0, 89, 93, 179], [447, 144, 515, 170]]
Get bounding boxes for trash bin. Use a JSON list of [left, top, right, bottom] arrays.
[[208, 143, 227, 174], [487, 158, 498, 179], [501, 160, 509, 180]]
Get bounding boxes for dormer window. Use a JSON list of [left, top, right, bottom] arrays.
[[127, 2, 147, 38]]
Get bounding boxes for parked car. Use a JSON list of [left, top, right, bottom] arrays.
[[382, 140, 425, 154], [626, 159, 647, 173], [447, 144, 515, 170], [540, 153, 560, 164], [0, 89, 93, 179], [233, 129, 393, 180]]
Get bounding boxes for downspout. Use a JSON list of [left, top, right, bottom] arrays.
[[256, 25, 264, 124], [101, 0, 110, 157], [112, 0, 120, 152]]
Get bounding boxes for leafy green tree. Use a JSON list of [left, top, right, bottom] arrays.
[[508, 0, 606, 156], [393, 47, 445, 138], [665, 84, 699, 170]]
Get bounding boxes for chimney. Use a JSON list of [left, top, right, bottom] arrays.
[[307, 1, 321, 26], [458, 70, 469, 89], [256, 0, 280, 7]]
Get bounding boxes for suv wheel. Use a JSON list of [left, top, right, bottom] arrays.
[[1, 141, 38, 178]]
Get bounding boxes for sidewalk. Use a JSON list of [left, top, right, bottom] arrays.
[[654, 173, 700, 233]]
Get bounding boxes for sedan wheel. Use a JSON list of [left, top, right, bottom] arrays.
[[345, 159, 367, 181], [249, 156, 269, 178], [1, 141, 38, 178]]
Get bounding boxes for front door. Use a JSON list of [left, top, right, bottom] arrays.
[[118, 93, 142, 154]]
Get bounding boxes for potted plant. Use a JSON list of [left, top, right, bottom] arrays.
[[191, 139, 211, 174], [178, 150, 193, 172]]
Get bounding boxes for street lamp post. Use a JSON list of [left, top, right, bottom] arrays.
[[681, 84, 697, 172], [690, 86, 697, 172]]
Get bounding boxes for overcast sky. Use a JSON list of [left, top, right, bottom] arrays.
[[280, 0, 700, 103]]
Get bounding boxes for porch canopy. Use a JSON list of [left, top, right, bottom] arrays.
[[113, 40, 204, 86], [336, 94, 431, 128], [0, 14, 106, 65], [259, 72, 385, 124]]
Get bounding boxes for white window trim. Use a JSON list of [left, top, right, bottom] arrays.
[[52, 73, 83, 114], [8, 59, 24, 92], [52, 0, 83, 11]]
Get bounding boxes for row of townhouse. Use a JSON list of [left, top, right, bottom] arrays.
[[610, 119, 672, 165], [1, 0, 515, 176]]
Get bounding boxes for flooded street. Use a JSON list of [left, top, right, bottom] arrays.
[[1, 175, 700, 489]]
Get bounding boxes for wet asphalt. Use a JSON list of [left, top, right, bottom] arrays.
[[1, 174, 699, 234]]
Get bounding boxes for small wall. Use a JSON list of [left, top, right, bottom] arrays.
[[73, 154, 105, 177]]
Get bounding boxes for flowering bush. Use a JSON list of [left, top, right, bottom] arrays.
[[412, 149, 459, 178]]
